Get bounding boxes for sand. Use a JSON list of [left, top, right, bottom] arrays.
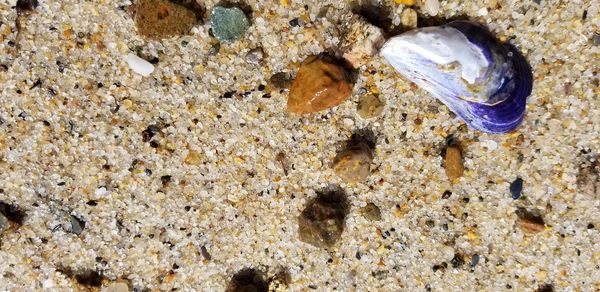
[[0, 0, 599, 290]]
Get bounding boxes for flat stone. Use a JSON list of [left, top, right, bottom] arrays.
[[210, 6, 250, 43], [288, 55, 353, 114], [298, 190, 349, 248], [357, 93, 384, 119], [134, 0, 197, 39], [333, 142, 373, 183], [444, 146, 463, 182], [340, 14, 385, 68]]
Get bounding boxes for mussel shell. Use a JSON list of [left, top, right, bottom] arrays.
[[381, 21, 532, 133]]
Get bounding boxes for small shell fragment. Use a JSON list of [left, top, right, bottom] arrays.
[[126, 53, 154, 76]]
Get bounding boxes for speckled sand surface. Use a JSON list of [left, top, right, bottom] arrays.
[[1, 0, 599, 291]]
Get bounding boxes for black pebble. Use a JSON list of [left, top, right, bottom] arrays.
[[451, 254, 464, 268], [441, 190, 452, 199], [161, 175, 172, 185], [74, 270, 103, 287], [510, 177, 523, 199], [0, 202, 26, 224], [289, 18, 300, 27], [222, 91, 235, 98], [16, 0, 38, 11]]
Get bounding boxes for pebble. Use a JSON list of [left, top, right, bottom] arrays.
[[592, 33, 600, 46], [333, 142, 373, 183], [16, 0, 39, 12], [577, 160, 599, 200], [126, 53, 154, 77], [400, 8, 418, 28], [208, 43, 221, 56], [246, 47, 264, 65], [298, 190, 349, 248], [361, 203, 382, 221], [0, 212, 7, 233], [134, 0, 197, 39], [226, 268, 268, 292], [184, 151, 202, 165], [421, 0, 440, 16], [210, 6, 250, 43], [104, 281, 130, 292], [395, 0, 415, 5], [357, 94, 384, 119], [269, 72, 293, 89], [340, 14, 385, 69], [510, 177, 524, 199], [70, 215, 85, 235], [444, 146, 464, 182], [469, 254, 480, 268], [287, 55, 353, 114], [515, 208, 545, 234]]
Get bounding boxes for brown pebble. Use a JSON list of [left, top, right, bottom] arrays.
[[287, 55, 353, 114], [515, 208, 545, 234], [357, 94, 384, 119], [361, 202, 381, 221], [184, 151, 202, 165], [298, 189, 349, 248], [134, 0, 197, 39], [269, 72, 292, 89], [333, 142, 373, 183], [444, 146, 463, 182]]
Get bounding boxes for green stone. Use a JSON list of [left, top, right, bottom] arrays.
[[210, 6, 250, 43]]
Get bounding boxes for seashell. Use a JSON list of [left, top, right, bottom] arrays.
[[381, 21, 533, 133]]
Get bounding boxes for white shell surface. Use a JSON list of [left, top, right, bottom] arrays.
[[126, 53, 154, 77], [381, 26, 488, 84]]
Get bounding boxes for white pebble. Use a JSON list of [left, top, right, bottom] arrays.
[[477, 7, 488, 16], [343, 118, 355, 127], [94, 187, 108, 197], [125, 53, 154, 77], [422, 0, 440, 16]]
